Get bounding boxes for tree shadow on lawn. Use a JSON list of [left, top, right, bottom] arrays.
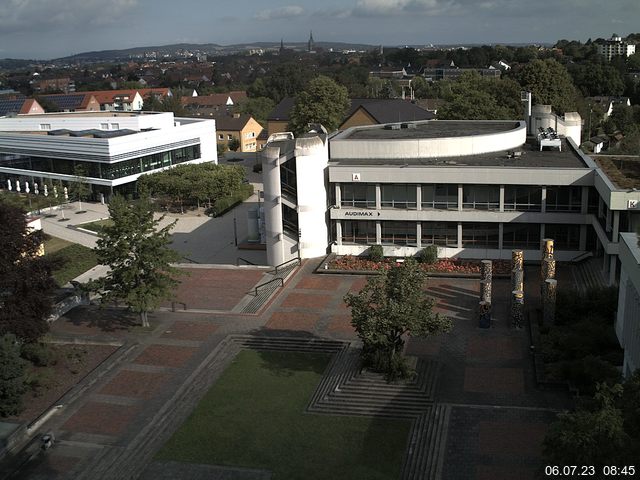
[[60, 305, 138, 332], [247, 328, 342, 378]]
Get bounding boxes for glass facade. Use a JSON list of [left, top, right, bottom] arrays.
[[545, 224, 580, 250], [282, 204, 299, 239], [0, 144, 200, 181], [381, 221, 417, 245], [342, 220, 376, 244], [462, 223, 500, 248], [545, 186, 582, 212], [341, 183, 376, 209], [280, 159, 297, 201], [381, 184, 417, 209], [504, 186, 542, 212], [421, 222, 458, 247], [503, 223, 540, 249], [422, 184, 457, 210], [463, 185, 500, 211]]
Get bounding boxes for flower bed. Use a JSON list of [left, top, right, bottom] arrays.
[[327, 255, 511, 275]]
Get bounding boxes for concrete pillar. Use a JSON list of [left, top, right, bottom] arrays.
[[610, 255, 617, 286], [416, 184, 422, 211], [541, 186, 547, 213], [606, 208, 612, 232], [376, 221, 381, 245], [540, 224, 545, 244], [498, 223, 504, 251], [499, 185, 505, 212], [416, 222, 422, 248], [581, 186, 589, 214], [457, 222, 463, 248], [336, 221, 342, 246], [262, 147, 285, 266], [579, 224, 587, 251], [458, 184, 463, 212], [613, 211, 620, 240], [335, 183, 341, 207], [375, 184, 381, 210]]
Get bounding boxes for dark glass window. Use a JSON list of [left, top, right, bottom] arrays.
[[422, 184, 457, 210], [381, 221, 417, 245], [463, 185, 500, 211], [504, 186, 542, 212], [546, 186, 581, 212], [342, 183, 376, 209], [282, 204, 298, 239], [462, 223, 500, 248], [381, 184, 417, 209], [342, 220, 376, 244], [421, 222, 457, 247], [545, 224, 580, 250], [502, 223, 540, 249], [280, 159, 297, 200]]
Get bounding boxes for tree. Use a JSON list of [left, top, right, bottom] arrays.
[[0, 200, 55, 342], [515, 58, 578, 114], [238, 96, 275, 126], [288, 75, 350, 134], [343, 258, 452, 380], [72, 164, 91, 212], [228, 137, 241, 152], [88, 195, 182, 327], [0, 334, 27, 417]]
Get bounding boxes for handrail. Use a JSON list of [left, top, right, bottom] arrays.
[[274, 257, 301, 275], [237, 257, 256, 266], [254, 277, 284, 296], [570, 251, 593, 264]]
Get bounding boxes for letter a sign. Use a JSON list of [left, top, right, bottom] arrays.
[[352, 173, 361, 182]]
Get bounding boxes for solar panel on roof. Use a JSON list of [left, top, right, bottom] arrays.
[[40, 94, 84, 110], [0, 99, 24, 116]]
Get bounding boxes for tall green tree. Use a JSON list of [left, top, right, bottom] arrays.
[[238, 96, 275, 126], [343, 258, 452, 380], [89, 195, 181, 327], [72, 164, 91, 212], [0, 200, 55, 342], [0, 334, 27, 417], [288, 75, 350, 134], [515, 58, 578, 114]]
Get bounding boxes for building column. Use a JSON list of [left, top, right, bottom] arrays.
[[606, 208, 612, 232], [499, 185, 505, 212], [579, 224, 587, 251], [458, 184, 463, 212], [336, 221, 342, 246], [416, 222, 422, 248], [457, 222, 463, 249], [613, 211, 620, 240], [416, 184, 422, 211], [498, 222, 504, 251], [376, 221, 381, 244], [540, 224, 545, 247], [262, 148, 284, 267], [541, 186, 547, 213], [375, 184, 381, 210], [335, 183, 341, 207], [609, 255, 617, 286], [581, 186, 589, 214]]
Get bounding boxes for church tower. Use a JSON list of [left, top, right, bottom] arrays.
[[308, 31, 315, 53]]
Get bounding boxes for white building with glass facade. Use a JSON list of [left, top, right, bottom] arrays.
[[0, 111, 217, 198]]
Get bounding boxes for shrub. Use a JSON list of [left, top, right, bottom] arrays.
[[559, 355, 621, 394], [206, 183, 254, 217], [368, 244, 384, 262], [418, 245, 438, 264], [21, 342, 57, 367]]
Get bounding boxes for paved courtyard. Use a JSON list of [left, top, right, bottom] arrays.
[[7, 260, 573, 480]]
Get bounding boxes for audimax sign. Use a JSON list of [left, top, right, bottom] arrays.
[[344, 211, 381, 217]]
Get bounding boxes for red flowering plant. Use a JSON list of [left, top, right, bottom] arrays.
[[329, 256, 510, 275]]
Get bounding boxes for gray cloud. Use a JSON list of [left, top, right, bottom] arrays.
[[0, 0, 138, 32], [255, 5, 304, 21]]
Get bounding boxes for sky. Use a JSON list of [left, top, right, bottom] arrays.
[[1, 0, 639, 59]]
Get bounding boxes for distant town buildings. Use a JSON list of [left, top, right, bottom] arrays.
[[597, 34, 636, 61]]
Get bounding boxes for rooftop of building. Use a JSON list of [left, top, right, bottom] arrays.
[[329, 137, 589, 169], [593, 155, 640, 189], [341, 120, 518, 140]]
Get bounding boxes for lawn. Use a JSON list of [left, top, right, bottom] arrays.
[[77, 219, 113, 233], [156, 350, 411, 480], [44, 237, 99, 286]]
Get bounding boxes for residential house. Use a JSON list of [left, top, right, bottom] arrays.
[[0, 98, 45, 117], [215, 113, 263, 153], [38, 93, 101, 112]]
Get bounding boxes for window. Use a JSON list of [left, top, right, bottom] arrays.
[[39, 124, 51, 131], [462, 223, 500, 249], [545, 186, 581, 212], [280, 159, 297, 200], [110, 123, 119, 130], [381, 221, 417, 245], [381, 184, 417, 209], [100, 123, 109, 130], [502, 223, 540, 249], [422, 184, 458, 210], [218, 134, 223, 140], [227, 134, 233, 140], [341, 184, 376, 209], [463, 185, 499, 211], [504, 186, 542, 212], [342, 220, 376, 244], [421, 222, 457, 247], [282, 204, 298, 239], [545, 224, 580, 250]]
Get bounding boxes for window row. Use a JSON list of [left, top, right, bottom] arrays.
[[0, 145, 201, 180], [340, 221, 580, 250], [339, 184, 586, 212]]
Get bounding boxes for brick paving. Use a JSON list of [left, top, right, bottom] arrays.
[[12, 259, 579, 480]]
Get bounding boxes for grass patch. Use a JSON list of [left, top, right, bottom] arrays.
[[157, 350, 410, 480], [43, 235, 72, 255], [78, 219, 113, 233], [46, 241, 98, 286]]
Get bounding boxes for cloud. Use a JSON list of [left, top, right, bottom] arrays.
[[350, 0, 457, 17], [0, 0, 138, 32], [255, 5, 304, 21]]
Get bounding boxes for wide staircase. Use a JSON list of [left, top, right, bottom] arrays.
[[573, 256, 607, 294], [236, 258, 300, 314]]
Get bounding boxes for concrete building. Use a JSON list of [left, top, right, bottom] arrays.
[[616, 232, 640, 376], [214, 114, 263, 153], [0, 111, 217, 198], [597, 34, 636, 61]]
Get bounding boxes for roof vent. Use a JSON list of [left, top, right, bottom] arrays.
[[400, 123, 416, 129], [384, 124, 401, 130]]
